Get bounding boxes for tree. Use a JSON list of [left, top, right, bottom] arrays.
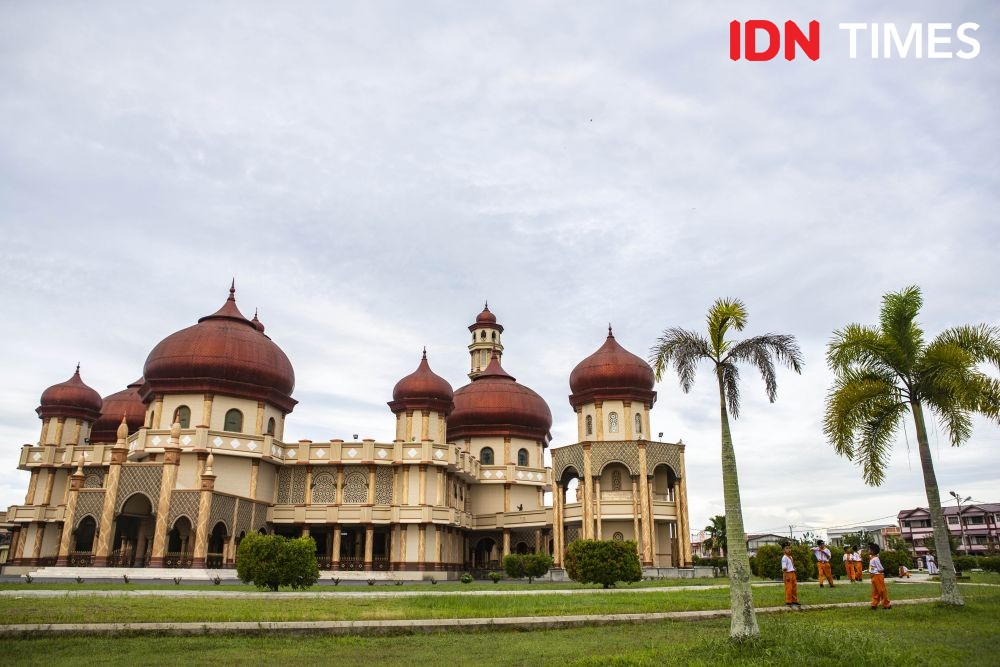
[[704, 515, 728, 556], [840, 529, 877, 550], [564, 540, 642, 588], [824, 286, 1000, 606], [236, 533, 319, 591], [650, 299, 802, 641]]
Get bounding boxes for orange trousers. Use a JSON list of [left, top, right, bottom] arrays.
[[871, 573, 890, 608], [817, 561, 834, 586], [783, 571, 798, 604], [849, 562, 862, 581]]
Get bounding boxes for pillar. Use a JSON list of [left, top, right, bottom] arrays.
[[365, 525, 374, 567], [418, 465, 427, 505], [52, 417, 66, 447], [249, 460, 260, 499], [553, 481, 563, 567], [153, 396, 164, 429], [368, 465, 376, 505], [594, 476, 603, 540], [255, 401, 265, 436], [647, 476, 657, 566], [504, 483, 511, 513], [399, 524, 408, 566], [25, 469, 39, 505], [70, 419, 83, 447], [678, 447, 692, 566], [582, 443, 593, 539], [40, 469, 56, 505], [503, 528, 510, 557], [201, 394, 213, 428], [332, 526, 342, 565], [55, 457, 86, 565], [94, 417, 129, 566], [594, 402, 604, 440], [623, 401, 633, 439], [420, 410, 430, 441], [417, 524, 426, 566], [192, 454, 217, 568], [631, 476, 642, 560], [401, 465, 410, 506], [638, 444, 652, 565], [149, 419, 182, 567]]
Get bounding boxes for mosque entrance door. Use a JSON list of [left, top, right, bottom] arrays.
[[110, 494, 155, 567]]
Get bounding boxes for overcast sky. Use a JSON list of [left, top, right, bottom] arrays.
[[1, 1, 997, 541]]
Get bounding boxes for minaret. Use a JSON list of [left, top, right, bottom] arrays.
[[468, 302, 504, 379]]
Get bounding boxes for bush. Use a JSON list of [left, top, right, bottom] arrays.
[[829, 546, 846, 579], [489, 571, 502, 583], [879, 549, 913, 577], [979, 556, 1000, 573], [236, 533, 319, 591], [503, 553, 554, 583], [953, 555, 979, 572], [460, 572, 473, 584], [752, 544, 815, 581], [565, 540, 642, 588], [502, 553, 526, 579]]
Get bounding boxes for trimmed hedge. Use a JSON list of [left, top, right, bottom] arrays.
[[878, 549, 913, 577], [751, 544, 815, 581], [565, 539, 642, 588], [503, 552, 553, 583], [236, 533, 319, 591]]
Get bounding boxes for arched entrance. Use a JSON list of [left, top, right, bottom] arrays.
[[74, 516, 97, 552], [207, 522, 228, 568], [166, 516, 194, 567], [111, 493, 155, 567], [473, 537, 497, 569]]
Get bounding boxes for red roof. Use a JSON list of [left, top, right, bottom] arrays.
[[568, 327, 656, 408], [388, 349, 454, 414], [37, 365, 103, 421], [469, 303, 504, 333], [90, 378, 146, 443]]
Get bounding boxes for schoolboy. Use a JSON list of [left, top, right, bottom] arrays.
[[781, 542, 800, 607], [868, 543, 892, 610], [812, 539, 835, 588]]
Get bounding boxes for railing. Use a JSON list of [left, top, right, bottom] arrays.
[[107, 550, 133, 567], [37, 556, 57, 567], [653, 492, 676, 502], [67, 552, 94, 567], [206, 553, 224, 569], [372, 557, 389, 571], [338, 557, 365, 571], [164, 552, 193, 568], [601, 491, 632, 501], [317, 557, 334, 570]]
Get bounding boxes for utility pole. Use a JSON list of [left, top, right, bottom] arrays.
[[949, 491, 972, 555]]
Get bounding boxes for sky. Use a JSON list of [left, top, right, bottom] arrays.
[[1, 1, 997, 542]]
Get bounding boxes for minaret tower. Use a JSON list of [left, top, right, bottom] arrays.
[[468, 302, 504, 379]]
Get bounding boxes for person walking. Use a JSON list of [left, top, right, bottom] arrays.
[[782, 542, 801, 607], [812, 539, 835, 588], [868, 543, 892, 610], [843, 545, 860, 582], [926, 553, 939, 575]]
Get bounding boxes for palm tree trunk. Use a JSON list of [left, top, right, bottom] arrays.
[[911, 401, 964, 605], [718, 371, 759, 640]]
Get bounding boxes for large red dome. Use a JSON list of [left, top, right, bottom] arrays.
[[37, 365, 103, 421], [142, 285, 297, 412], [448, 352, 551, 443], [90, 378, 146, 443], [388, 350, 454, 415], [569, 327, 656, 408]]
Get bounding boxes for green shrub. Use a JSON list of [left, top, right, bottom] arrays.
[[503, 553, 526, 579], [953, 555, 979, 572], [460, 572, 473, 584], [878, 549, 913, 577], [503, 553, 554, 583], [829, 546, 846, 579], [235, 533, 319, 591], [565, 539, 641, 588], [752, 544, 814, 580], [979, 556, 1000, 573], [488, 571, 502, 583]]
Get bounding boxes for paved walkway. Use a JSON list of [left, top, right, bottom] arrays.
[[0, 597, 939, 637]]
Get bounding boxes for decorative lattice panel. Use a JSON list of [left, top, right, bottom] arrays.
[[115, 465, 163, 513], [612, 469, 623, 491], [74, 490, 105, 528], [552, 444, 584, 482], [276, 468, 292, 504], [510, 529, 536, 551], [167, 490, 200, 529], [311, 472, 336, 504], [290, 467, 307, 504], [342, 470, 368, 504], [209, 494, 236, 534], [374, 467, 393, 505], [83, 468, 105, 489], [590, 441, 640, 476], [251, 502, 268, 533], [645, 442, 682, 477], [564, 526, 580, 544], [235, 499, 253, 535]]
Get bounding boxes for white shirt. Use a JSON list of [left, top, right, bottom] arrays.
[[869, 555, 884, 574], [813, 547, 831, 562], [781, 554, 795, 572], [851, 552, 862, 562], [926, 555, 935, 563]]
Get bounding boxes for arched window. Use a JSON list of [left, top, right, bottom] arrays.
[[480, 330, 486, 339], [491, 331, 497, 341], [612, 469, 622, 491], [517, 448, 529, 467], [608, 412, 619, 433], [173, 405, 191, 428], [585, 415, 593, 436], [223, 409, 243, 432], [266, 417, 276, 436], [635, 413, 642, 434], [480, 447, 494, 465]]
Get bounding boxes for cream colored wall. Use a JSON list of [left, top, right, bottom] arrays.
[[211, 455, 252, 496], [256, 462, 276, 502], [40, 522, 60, 557], [602, 520, 637, 542], [598, 462, 631, 490], [21, 523, 39, 556], [469, 484, 504, 514], [209, 396, 260, 433], [175, 453, 199, 490], [158, 394, 201, 428], [426, 468, 439, 505], [50, 470, 68, 505], [509, 484, 540, 511], [404, 524, 419, 561], [577, 401, 646, 441], [406, 467, 419, 505], [403, 410, 445, 442]]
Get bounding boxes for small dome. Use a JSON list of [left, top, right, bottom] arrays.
[[569, 327, 656, 408], [142, 283, 297, 412], [37, 365, 103, 421], [389, 349, 454, 414], [448, 352, 552, 442], [469, 302, 504, 333], [90, 378, 146, 443]]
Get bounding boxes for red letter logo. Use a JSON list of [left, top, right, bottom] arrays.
[[731, 20, 821, 61]]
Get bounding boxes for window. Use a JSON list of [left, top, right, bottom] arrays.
[[585, 415, 593, 436], [266, 417, 276, 436], [612, 532, 624, 541], [612, 469, 622, 491], [481, 331, 486, 339], [223, 409, 243, 432], [517, 448, 529, 467], [480, 447, 494, 465], [173, 405, 191, 428], [635, 413, 642, 434], [967, 516, 985, 525], [948, 516, 959, 525], [608, 412, 619, 433], [491, 332, 497, 341]]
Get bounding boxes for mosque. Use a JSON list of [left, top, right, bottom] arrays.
[[4, 285, 692, 577]]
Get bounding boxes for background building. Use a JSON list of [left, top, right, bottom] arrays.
[[899, 503, 1000, 557]]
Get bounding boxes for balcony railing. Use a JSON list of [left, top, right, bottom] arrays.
[[206, 553, 224, 569], [67, 552, 94, 567], [164, 552, 193, 568]]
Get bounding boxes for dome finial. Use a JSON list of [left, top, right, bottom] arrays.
[[484, 300, 489, 310], [75, 362, 81, 375], [608, 323, 614, 337], [422, 346, 427, 359], [229, 278, 236, 300]]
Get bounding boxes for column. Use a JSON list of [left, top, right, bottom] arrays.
[[678, 447, 692, 567], [149, 420, 182, 567], [647, 476, 657, 566], [638, 443, 652, 564], [153, 396, 164, 429], [255, 401, 265, 436], [504, 483, 511, 513], [40, 469, 56, 505], [418, 465, 427, 505], [503, 528, 510, 557], [399, 524, 408, 567], [535, 528, 542, 553], [69, 419, 83, 447], [623, 401, 633, 439], [305, 466, 313, 505], [25, 469, 39, 505], [52, 418, 66, 447], [417, 524, 426, 566], [336, 465, 345, 504], [503, 437, 511, 465], [368, 465, 376, 505], [576, 408, 584, 441], [94, 418, 129, 566], [582, 443, 593, 539], [405, 411, 413, 441], [420, 410, 430, 441], [553, 481, 563, 567], [364, 524, 374, 567], [192, 454, 217, 568], [594, 477, 603, 540], [201, 394, 213, 428], [401, 466, 410, 506], [631, 476, 642, 560], [55, 457, 86, 565], [332, 527, 342, 566], [594, 402, 604, 440]]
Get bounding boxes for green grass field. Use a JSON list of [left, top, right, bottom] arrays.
[[1, 587, 997, 666]]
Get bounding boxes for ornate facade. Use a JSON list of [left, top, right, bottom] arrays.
[[5, 286, 691, 575]]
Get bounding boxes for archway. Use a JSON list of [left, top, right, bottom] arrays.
[[74, 516, 97, 553], [111, 493, 155, 567], [473, 537, 497, 569], [166, 516, 194, 567], [207, 522, 228, 568]]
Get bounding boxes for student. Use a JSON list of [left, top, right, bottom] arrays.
[[851, 545, 864, 582], [781, 542, 801, 607], [843, 545, 859, 582], [926, 553, 939, 575], [868, 543, 892, 610], [812, 539, 835, 588], [899, 564, 912, 578]]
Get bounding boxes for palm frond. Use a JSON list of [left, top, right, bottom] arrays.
[[720, 361, 741, 417], [725, 334, 803, 402], [823, 369, 902, 458], [826, 324, 895, 374], [925, 397, 973, 447], [879, 286, 925, 370], [933, 324, 1000, 368], [856, 398, 908, 486], [648, 328, 713, 390], [706, 297, 747, 357]]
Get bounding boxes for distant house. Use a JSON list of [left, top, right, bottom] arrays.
[[746, 533, 786, 556], [827, 524, 897, 550], [898, 503, 1000, 556]]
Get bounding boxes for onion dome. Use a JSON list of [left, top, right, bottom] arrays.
[[568, 326, 657, 409], [448, 351, 552, 443], [251, 310, 265, 333], [90, 378, 146, 443], [388, 349, 454, 415], [469, 302, 503, 333], [37, 364, 103, 421], [141, 283, 297, 412]]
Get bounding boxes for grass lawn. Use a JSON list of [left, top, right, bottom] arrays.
[[0, 581, 960, 624], [1, 588, 998, 666]]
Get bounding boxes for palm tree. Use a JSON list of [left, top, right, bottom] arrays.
[[650, 298, 802, 641], [824, 286, 1000, 606], [704, 515, 728, 556]]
